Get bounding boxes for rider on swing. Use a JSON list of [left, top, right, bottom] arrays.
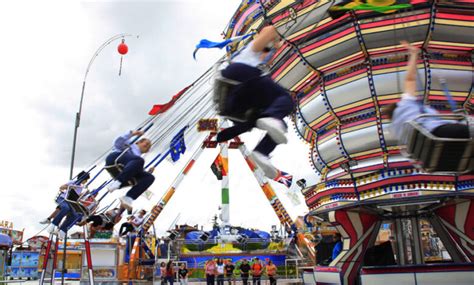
[[105, 130, 155, 211], [382, 41, 470, 141], [216, 25, 295, 181]]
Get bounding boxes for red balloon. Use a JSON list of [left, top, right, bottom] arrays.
[[118, 43, 128, 55]]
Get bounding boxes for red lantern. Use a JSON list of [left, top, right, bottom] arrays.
[[117, 39, 128, 55]]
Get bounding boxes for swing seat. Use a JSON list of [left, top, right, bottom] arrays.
[[213, 69, 261, 123], [402, 114, 473, 173], [104, 163, 137, 187], [213, 73, 247, 121], [64, 187, 90, 217]]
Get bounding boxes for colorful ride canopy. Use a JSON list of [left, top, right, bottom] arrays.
[[224, 0, 473, 214]]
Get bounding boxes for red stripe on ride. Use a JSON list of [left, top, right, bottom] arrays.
[[301, 27, 355, 54]]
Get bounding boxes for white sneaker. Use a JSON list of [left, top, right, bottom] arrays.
[[256, 118, 288, 144], [107, 180, 122, 193], [58, 230, 66, 239], [47, 224, 57, 234], [251, 151, 279, 179], [119, 196, 134, 211], [39, 218, 51, 225]]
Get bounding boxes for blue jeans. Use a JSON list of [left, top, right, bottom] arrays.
[[106, 151, 155, 200], [218, 63, 294, 156], [51, 201, 81, 232]]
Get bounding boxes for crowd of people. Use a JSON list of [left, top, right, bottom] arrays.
[[204, 257, 277, 285], [157, 257, 278, 285]]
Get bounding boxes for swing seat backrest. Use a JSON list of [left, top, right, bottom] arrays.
[[213, 72, 244, 119], [104, 163, 137, 187], [402, 114, 473, 173], [64, 188, 91, 217], [213, 67, 262, 123]]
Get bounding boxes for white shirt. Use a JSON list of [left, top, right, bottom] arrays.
[[231, 42, 263, 68], [59, 180, 85, 199], [216, 264, 225, 275], [112, 131, 142, 156], [391, 93, 449, 141]]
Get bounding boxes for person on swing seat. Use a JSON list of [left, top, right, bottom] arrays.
[[79, 207, 124, 238], [382, 41, 470, 141], [215, 25, 295, 181], [40, 171, 90, 225], [105, 130, 155, 211]]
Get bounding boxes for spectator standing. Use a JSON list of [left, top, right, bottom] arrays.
[[265, 260, 277, 285], [205, 259, 217, 285], [224, 259, 235, 285], [178, 263, 188, 285], [239, 259, 251, 285], [164, 260, 174, 285], [160, 262, 166, 285], [216, 258, 225, 285], [251, 258, 263, 285], [332, 233, 343, 261]]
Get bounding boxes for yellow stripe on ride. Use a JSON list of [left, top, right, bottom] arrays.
[[361, 19, 430, 35], [319, 51, 364, 70], [342, 121, 377, 134], [303, 33, 358, 57], [367, 42, 424, 53], [325, 72, 367, 90], [429, 41, 473, 48], [436, 18, 474, 27], [275, 0, 330, 30], [275, 57, 302, 81], [267, 0, 296, 16], [429, 90, 467, 97], [378, 94, 402, 100], [327, 156, 346, 167], [317, 132, 337, 145], [299, 90, 322, 108], [351, 147, 383, 158], [334, 98, 373, 113], [430, 63, 472, 71], [291, 71, 315, 91], [309, 112, 331, 127]]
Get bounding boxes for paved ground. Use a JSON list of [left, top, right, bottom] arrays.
[[17, 279, 303, 284]]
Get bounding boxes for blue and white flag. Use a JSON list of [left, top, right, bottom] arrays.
[[193, 33, 255, 60]]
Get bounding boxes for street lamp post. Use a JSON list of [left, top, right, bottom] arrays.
[[64, 33, 137, 285], [69, 33, 137, 180]]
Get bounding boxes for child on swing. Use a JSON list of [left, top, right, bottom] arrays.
[[382, 41, 470, 141], [215, 25, 295, 182]]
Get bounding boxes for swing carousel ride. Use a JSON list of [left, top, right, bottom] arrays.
[[34, 0, 473, 285]]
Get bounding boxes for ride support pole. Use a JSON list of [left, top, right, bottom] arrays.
[[61, 233, 67, 285], [39, 234, 53, 284], [83, 225, 95, 285], [52, 237, 60, 283]]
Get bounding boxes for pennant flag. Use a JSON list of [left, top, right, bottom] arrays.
[[148, 84, 193, 115], [329, 0, 411, 19], [170, 137, 186, 162], [210, 154, 224, 180], [169, 126, 188, 162], [193, 33, 255, 60], [274, 171, 293, 188]]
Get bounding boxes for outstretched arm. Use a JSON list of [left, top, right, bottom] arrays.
[[113, 130, 144, 151], [252, 25, 280, 52], [401, 41, 419, 97]]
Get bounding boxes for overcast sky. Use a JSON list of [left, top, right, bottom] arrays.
[[0, 0, 320, 240]]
